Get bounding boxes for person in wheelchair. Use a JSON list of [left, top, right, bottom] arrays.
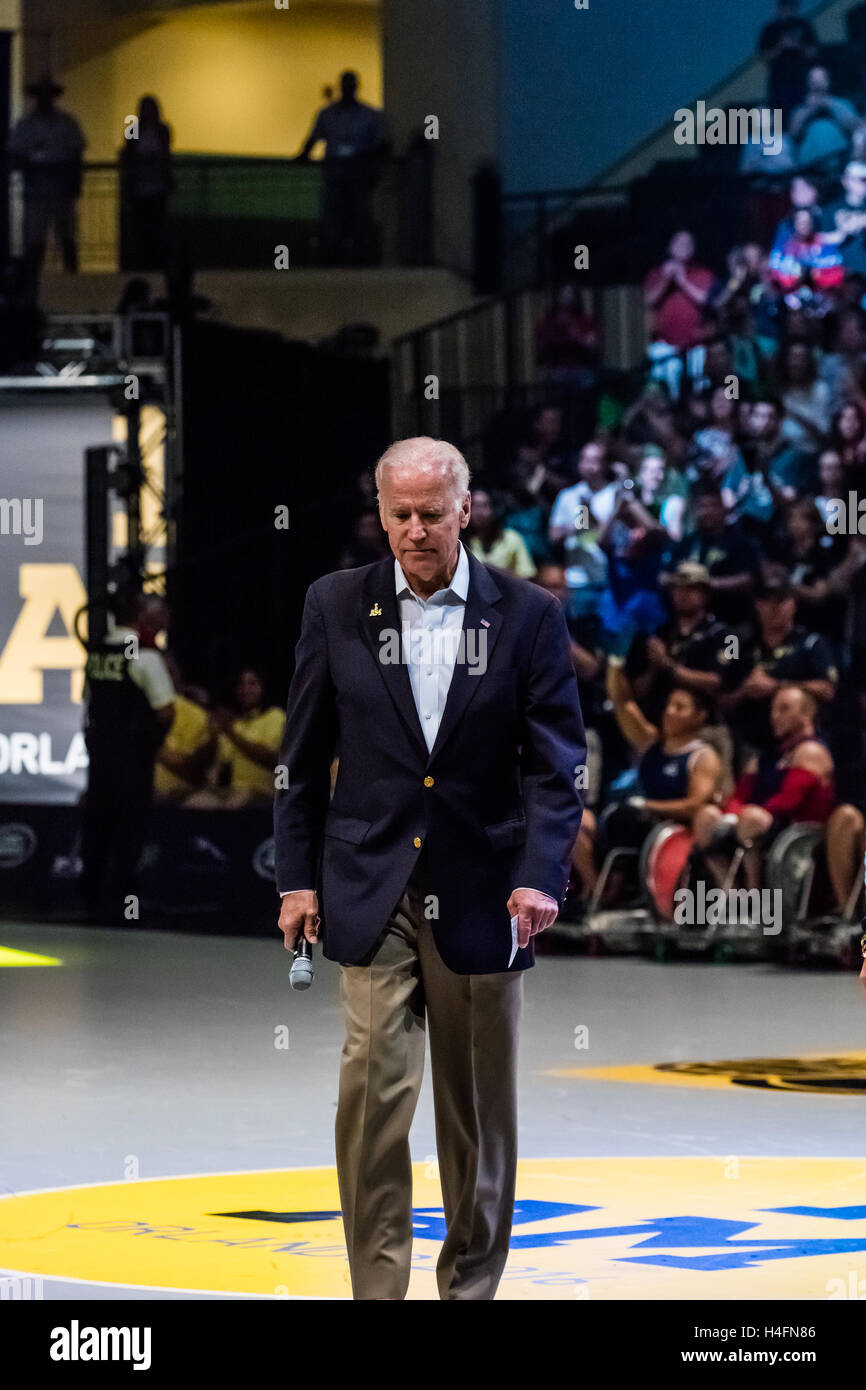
[[572, 660, 722, 907], [691, 683, 837, 896]]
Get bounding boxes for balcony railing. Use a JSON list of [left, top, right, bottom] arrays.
[[6, 150, 435, 274]]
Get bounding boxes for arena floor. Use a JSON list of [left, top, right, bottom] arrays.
[[1, 920, 865, 1301]]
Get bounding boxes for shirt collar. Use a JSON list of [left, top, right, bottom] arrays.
[[394, 541, 469, 603]]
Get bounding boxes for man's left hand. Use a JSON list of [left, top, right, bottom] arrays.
[[507, 887, 559, 948]]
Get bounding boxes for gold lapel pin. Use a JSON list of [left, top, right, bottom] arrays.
[[369, 602, 382, 617]]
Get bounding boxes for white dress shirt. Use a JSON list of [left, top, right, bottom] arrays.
[[395, 542, 469, 752]]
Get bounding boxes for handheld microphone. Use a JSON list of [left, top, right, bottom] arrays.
[[290, 937, 315, 991]]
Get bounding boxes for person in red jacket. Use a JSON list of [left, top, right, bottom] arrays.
[[693, 683, 834, 894]]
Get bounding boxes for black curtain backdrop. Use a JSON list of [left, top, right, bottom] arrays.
[[174, 320, 390, 707], [0, 31, 11, 267]]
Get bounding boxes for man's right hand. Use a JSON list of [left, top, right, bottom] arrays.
[[278, 890, 320, 952]]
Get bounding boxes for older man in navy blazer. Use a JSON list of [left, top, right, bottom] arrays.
[[275, 437, 586, 1300]]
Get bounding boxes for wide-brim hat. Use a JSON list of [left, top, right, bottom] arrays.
[[26, 73, 64, 97]]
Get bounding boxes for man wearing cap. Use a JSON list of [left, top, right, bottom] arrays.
[[7, 74, 86, 281], [720, 568, 838, 756], [625, 561, 729, 727]]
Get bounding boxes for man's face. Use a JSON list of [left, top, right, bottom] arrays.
[[757, 594, 795, 635], [578, 442, 605, 485], [640, 455, 664, 489], [671, 582, 707, 617], [771, 687, 807, 740], [819, 451, 844, 491], [669, 231, 694, 262], [379, 461, 468, 594], [809, 67, 830, 96], [750, 401, 778, 437], [470, 490, 493, 528], [535, 407, 562, 445]]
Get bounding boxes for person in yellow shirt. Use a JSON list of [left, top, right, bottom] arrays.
[[468, 488, 537, 578], [187, 668, 284, 808], [154, 686, 214, 803]]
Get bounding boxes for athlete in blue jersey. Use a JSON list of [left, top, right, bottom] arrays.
[[572, 662, 722, 906]]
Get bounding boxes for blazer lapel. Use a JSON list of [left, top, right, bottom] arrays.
[[427, 548, 504, 765], [359, 557, 429, 758]]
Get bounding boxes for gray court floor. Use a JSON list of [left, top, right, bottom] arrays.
[[1, 920, 864, 1298]]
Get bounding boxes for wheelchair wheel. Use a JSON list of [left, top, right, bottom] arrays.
[[641, 822, 693, 923], [765, 823, 825, 936]]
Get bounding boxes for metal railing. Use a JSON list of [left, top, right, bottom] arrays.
[[392, 283, 645, 466], [7, 150, 435, 273]]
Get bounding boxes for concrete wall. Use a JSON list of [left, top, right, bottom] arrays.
[[381, 0, 499, 275], [501, 0, 829, 194]]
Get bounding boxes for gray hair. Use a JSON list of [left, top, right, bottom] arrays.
[[374, 437, 471, 509]]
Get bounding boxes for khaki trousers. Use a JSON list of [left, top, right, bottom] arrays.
[[334, 866, 524, 1300]]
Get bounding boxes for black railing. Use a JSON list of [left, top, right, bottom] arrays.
[[6, 150, 435, 273]]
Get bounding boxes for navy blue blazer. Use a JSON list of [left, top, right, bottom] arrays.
[[274, 543, 586, 974]]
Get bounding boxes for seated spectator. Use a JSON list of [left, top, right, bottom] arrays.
[[819, 309, 866, 412], [738, 116, 796, 174], [502, 443, 562, 565], [758, 0, 818, 116], [548, 438, 620, 612], [339, 508, 390, 568], [550, 438, 619, 538], [468, 487, 537, 577], [154, 658, 213, 805], [720, 569, 839, 757], [536, 562, 607, 807], [630, 445, 686, 540], [716, 251, 774, 386], [625, 561, 727, 726], [789, 66, 859, 170], [768, 208, 844, 297], [770, 174, 823, 253], [828, 400, 866, 479], [814, 447, 847, 522], [527, 403, 572, 478], [693, 684, 834, 896], [775, 339, 831, 446], [535, 283, 600, 387], [597, 481, 668, 648], [661, 484, 759, 624], [725, 396, 816, 535], [621, 378, 690, 465], [644, 230, 715, 395], [186, 668, 284, 809], [771, 497, 848, 641], [822, 160, 866, 276], [574, 664, 721, 906], [688, 386, 746, 486]]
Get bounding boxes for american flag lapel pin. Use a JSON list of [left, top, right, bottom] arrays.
[[480, 618, 490, 628]]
